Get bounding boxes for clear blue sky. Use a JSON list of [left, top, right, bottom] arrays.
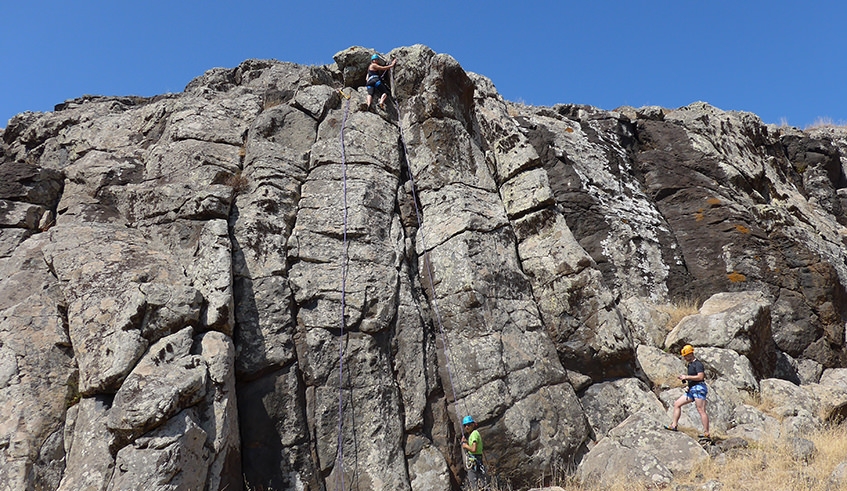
[[2, 1, 845, 130]]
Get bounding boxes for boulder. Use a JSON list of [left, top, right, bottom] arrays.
[[665, 291, 776, 377], [725, 404, 782, 443], [108, 409, 210, 491], [577, 412, 708, 487], [579, 377, 666, 438], [107, 327, 208, 440]]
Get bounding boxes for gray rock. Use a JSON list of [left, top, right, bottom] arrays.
[[43, 223, 201, 395], [238, 364, 318, 491], [828, 461, 847, 490], [636, 344, 686, 389], [292, 85, 340, 120], [788, 436, 816, 463], [190, 219, 234, 333], [696, 347, 759, 393], [0, 199, 48, 229], [665, 291, 776, 377], [804, 382, 847, 423], [408, 440, 451, 491], [759, 378, 818, 419], [108, 409, 210, 491], [820, 367, 847, 387], [725, 404, 782, 442], [577, 412, 708, 487], [0, 239, 74, 491], [58, 396, 116, 491], [5, 45, 847, 490], [107, 327, 208, 439], [579, 377, 666, 438], [196, 331, 241, 491]]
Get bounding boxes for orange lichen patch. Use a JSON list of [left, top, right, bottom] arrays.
[[727, 271, 747, 283], [706, 197, 722, 206], [565, 127, 574, 133], [735, 224, 750, 234], [695, 209, 705, 221]]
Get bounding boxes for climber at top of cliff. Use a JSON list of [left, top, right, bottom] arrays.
[[365, 54, 396, 111]]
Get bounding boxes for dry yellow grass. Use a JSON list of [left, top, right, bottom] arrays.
[[741, 389, 779, 416], [543, 425, 847, 491], [806, 117, 847, 129], [656, 298, 701, 331]]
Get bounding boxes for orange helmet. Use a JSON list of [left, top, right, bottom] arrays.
[[680, 345, 695, 356]]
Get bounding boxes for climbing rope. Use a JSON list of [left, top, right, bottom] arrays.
[[389, 68, 470, 437], [335, 89, 352, 491]]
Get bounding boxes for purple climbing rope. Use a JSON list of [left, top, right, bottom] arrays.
[[335, 92, 352, 491]]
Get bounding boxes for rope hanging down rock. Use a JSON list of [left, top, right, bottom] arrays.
[[334, 89, 352, 491]]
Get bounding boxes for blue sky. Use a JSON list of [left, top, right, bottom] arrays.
[[2, 1, 845, 130]]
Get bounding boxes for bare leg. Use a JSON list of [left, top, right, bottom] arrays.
[[695, 398, 709, 435], [670, 395, 691, 428]]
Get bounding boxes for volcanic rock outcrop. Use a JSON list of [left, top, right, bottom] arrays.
[[1, 44, 846, 490]]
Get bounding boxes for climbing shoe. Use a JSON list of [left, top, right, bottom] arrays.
[[663, 425, 678, 432]]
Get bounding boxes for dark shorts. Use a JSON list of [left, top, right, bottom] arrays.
[[367, 81, 389, 97]]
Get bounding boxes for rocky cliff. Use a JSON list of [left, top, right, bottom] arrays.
[[1, 44, 846, 490]]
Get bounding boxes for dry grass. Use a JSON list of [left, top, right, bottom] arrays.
[[546, 424, 847, 491], [806, 117, 847, 129], [656, 297, 701, 331], [225, 171, 250, 195], [687, 425, 847, 491], [507, 100, 527, 118], [741, 390, 777, 415]]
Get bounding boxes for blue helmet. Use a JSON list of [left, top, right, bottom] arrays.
[[462, 415, 475, 426], [371, 54, 380, 60]]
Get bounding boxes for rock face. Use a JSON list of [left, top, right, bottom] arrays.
[[1, 44, 847, 490]]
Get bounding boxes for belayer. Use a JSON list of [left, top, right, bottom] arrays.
[[365, 54, 396, 111], [460, 415, 488, 490]]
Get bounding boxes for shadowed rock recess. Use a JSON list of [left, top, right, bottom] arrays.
[[1, 44, 847, 490]]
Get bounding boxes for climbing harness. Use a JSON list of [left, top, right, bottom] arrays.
[[334, 88, 352, 491]]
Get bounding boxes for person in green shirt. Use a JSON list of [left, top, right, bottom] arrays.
[[460, 415, 487, 490]]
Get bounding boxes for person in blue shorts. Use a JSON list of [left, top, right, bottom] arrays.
[[665, 344, 710, 439]]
